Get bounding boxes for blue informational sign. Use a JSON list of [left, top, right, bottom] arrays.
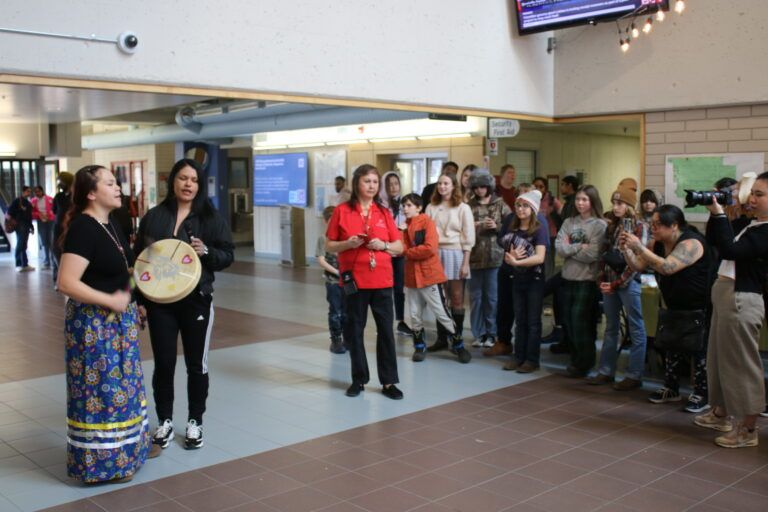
[[253, 153, 308, 207], [516, 0, 667, 35]]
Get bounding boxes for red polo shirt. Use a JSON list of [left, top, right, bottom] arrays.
[[326, 201, 401, 289]]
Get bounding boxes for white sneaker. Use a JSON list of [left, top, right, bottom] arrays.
[[472, 337, 485, 348], [184, 419, 203, 449], [152, 419, 174, 448], [483, 337, 496, 348]]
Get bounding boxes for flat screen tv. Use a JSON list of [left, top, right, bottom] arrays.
[[516, 0, 669, 35]]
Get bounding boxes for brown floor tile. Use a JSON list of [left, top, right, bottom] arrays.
[[474, 425, 522, 445], [503, 417, 560, 436], [430, 400, 487, 417], [277, 458, 348, 483], [226, 501, 283, 512], [514, 459, 584, 485], [362, 437, 423, 458], [648, 472, 724, 502], [582, 432, 656, 458], [596, 460, 669, 486], [536, 426, 596, 446], [90, 484, 167, 512], [395, 472, 471, 501], [393, 426, 459, 447], [259, 486, 340, 512], [615, 487, 697, 512], [478, 472, 554, 502], [703, 488, 768, 512], [654, 436, 718, 459], [315, 503, 369, 512], [201, 458, 266, 483], [356, 458, 423, 485], [733, 470, 768, 497], [431, 434, 502, 458], [564, 473, 638, 501], [507, 436, 571, 458], [228, 471, 304, 500], [329, 426, 392, 446], [625, 447, 695, 471], [568, 417, 626, 436], [42, 500, 107, 512], [369, 417, 423, 436], [676, 459, 750, 486], [549, 447, 618, 472], [474, 446, 542, 471], [246, 447, 316, 470], [150, 471, 220, 498], [435, 486, 513, 512], [349, 486, 428, 512], [396, 447, 465, 471], [132, 501, 193, 512], [527, 487, 607, 512], [398, 409, 458, 426], [175, 485, 253, 512], [409, 503, 455, 512], [470, 407, 519, 425], [439, 459, 507, 485], [530, 408, 587, 425], [311, 471, 385, 500], [463, 391, 513, 408], [701, 446, 768, 471], [434, 416, 493, 436], [321, 447, 385, 470]]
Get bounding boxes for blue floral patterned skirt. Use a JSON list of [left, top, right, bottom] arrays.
[[65, 300, 151, 483]]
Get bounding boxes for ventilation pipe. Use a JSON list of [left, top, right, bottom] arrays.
[[82, 106, 428, 150]]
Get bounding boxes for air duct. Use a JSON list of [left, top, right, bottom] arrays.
[[83, 106, 428, 150]]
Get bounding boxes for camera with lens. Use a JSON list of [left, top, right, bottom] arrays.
[[684, 189, 732, 208]]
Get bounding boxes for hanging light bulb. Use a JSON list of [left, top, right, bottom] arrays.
[[643, 17, 653, 33], [620, 38, 630, 52], [656, 8, 665, 21], [631, 23, 640, 38], [675, 0, 685, 14]]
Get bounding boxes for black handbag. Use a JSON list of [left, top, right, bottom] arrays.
[[654, 309, 707, 352]]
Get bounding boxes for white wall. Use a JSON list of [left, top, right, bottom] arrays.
[[0, 1, 554, 117], [554, 0, 768, 116], [0, 123, 49, 157]]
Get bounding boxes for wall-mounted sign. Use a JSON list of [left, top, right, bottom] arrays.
[[253, 153, 308, 207], [487, 138, 498, 156], [488, 119, 521, 138]]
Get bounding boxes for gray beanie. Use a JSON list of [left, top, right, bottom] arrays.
[[469, 169, 495, 192]]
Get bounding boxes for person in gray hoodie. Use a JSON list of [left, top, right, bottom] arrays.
[[555, 185, 607, 378]]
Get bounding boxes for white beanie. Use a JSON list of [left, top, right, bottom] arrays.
[[517, 190, 542, 214]]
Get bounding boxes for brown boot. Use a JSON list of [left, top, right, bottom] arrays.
[[586, 373, 614, 385], [613, 378, 642, 391], [516, 362, 539, 374], [148, 443, 163, 459], [502, 358, 519, 371], [483, 342, 512, 357]]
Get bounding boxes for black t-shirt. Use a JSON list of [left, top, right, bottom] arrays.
[[653, 229, 712, 311], [63, 214, 134, 294]]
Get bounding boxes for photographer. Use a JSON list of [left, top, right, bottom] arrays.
[[622, 206, 713, 413], [693, 171, 768, 448]]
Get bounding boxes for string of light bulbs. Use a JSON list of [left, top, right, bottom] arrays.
[[616, 0, 686, 53]]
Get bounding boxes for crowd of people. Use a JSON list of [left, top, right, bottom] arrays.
[[321, 162, 768, 449], [6, 157, 768, 486]]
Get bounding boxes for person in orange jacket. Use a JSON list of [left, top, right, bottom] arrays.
[[401, 193, 459, 362]]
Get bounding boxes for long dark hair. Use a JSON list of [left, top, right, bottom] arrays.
[[348, 164, 382, 208], [57, 165, 107, 249], [161, 158, 214, 217], [573, 185, 604, 219]]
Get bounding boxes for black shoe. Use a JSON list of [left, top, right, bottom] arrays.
[[450, 336, 472, 364], [184, 420, 203, 450], [550, 342, 570, 354], [541, 327, 562, 344], [329, 335, 346, 354], [427, 338, 448, 352], [565, 365, 587, 378], [396, 321, 414, 336], [382, 385, 404, 400], [345, 382, 364, 397]]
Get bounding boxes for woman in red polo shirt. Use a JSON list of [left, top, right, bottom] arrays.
[[326, 164, 405, 400]]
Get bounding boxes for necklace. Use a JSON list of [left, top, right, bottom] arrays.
[[90, 215, 133, 277]]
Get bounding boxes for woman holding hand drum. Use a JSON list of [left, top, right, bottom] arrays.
[[134, 158, 234, 451]]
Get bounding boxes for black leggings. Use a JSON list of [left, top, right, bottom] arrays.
[[146, 292, 214, 424]]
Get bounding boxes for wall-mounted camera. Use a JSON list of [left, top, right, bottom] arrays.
[[117, 31, 139, 54]]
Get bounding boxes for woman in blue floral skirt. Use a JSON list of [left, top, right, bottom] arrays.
[[58, 165, 160, 484]]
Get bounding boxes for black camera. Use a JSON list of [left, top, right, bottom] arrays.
[[684, 189, 732, 208]]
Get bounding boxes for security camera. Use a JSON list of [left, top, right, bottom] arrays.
[[117, 31, 139, 54]]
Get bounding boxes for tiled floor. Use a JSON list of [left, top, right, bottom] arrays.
[[0, 247, 766, 511]]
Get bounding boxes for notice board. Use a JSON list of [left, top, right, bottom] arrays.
[[253, 153, 308, 207]]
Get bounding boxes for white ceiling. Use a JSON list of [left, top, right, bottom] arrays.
[[0, 83, 209, 124]]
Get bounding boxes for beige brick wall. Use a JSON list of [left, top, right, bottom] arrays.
[[644, 104, 768, 193]]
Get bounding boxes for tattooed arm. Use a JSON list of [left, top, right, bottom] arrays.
[[627, 237, 704, 276]]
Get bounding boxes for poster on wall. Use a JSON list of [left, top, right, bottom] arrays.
[[664, 152, 764, 222], [312, 149, 346, 216], [253, 153, 308, 207]]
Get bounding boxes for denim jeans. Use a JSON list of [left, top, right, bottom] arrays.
[[325, 281, 346, 338], [14, 223, 30, 268], [469, 267, 499, 339], [512, 274, 544, 365], [597, 279, 648, 380], [37, 220, 53, 266]]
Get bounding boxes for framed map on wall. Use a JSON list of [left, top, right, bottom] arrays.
[[664, 153, 764, 222]]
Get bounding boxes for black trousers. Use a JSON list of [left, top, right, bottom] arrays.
[[146, 291, 213, 424], [392, 256, 406, 321], [497, 266, 515, 344], [344, 288, 399, 386]]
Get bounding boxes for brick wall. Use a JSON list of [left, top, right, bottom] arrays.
[[644, 105, 768, 194]]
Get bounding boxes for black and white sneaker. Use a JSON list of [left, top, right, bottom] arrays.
[[184, 419, 203, 449], [152, 419, 174, 448], [396, 321, 414, 336], [684, 394, 711, 413], [760, 405, 768, 418], [648, 387, 681, 404]]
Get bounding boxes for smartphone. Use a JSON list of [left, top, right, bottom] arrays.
[[622, 218, 633, 233]]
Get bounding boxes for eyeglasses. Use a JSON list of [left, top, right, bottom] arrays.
[[514, 202, 532, 209]]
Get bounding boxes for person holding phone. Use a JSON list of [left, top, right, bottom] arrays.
[[134, 158, 235, 451], [325, 164, 405, 399], [589, 188, 648, 390]]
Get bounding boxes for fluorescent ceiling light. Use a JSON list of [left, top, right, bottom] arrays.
[[371, 137, 417, 143], [417, 133, 472, 140], [327, 139, 369, 145], [287, 142, 325, 148], [0, 151, 17, 157], [254, 145, 287, 150]]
